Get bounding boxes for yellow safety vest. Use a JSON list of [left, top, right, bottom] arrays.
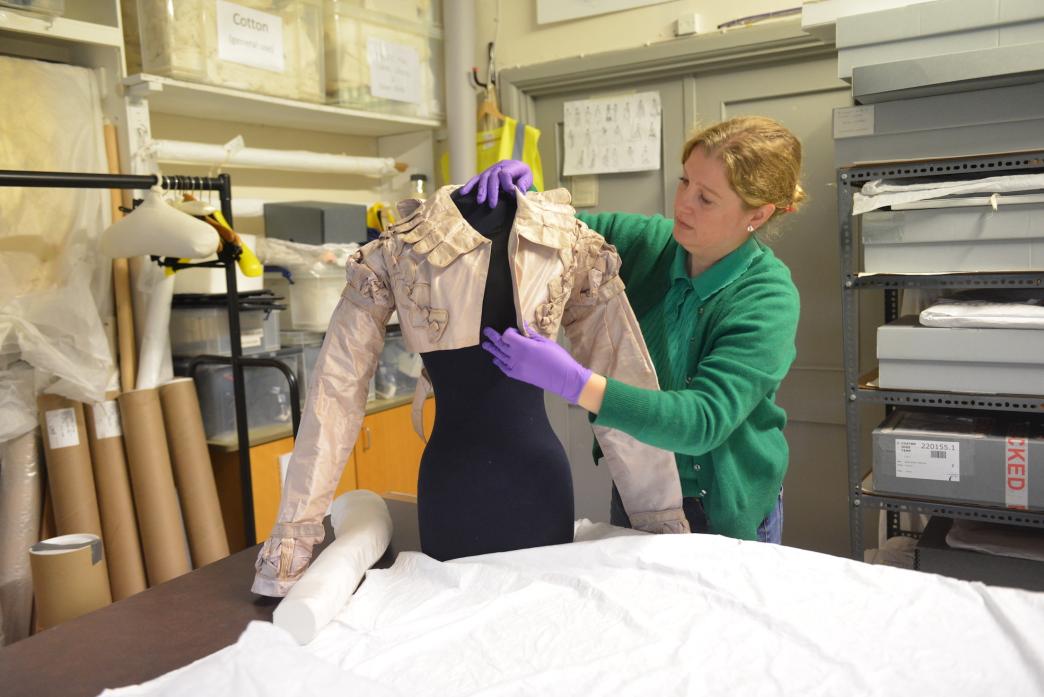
[[440, 116, 544, 191]]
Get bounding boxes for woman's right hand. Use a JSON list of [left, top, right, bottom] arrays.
[[460, 160, 533, 208]]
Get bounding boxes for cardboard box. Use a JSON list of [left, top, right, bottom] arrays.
[[263, 201, 367, 246], [877, 317, 1044, 395], [873, 408, 1044, 510]]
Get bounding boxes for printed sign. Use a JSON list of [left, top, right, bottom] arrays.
[[217, 0, 285, 73], [367, 38, 422, 104], [563, 91, 661, 176]]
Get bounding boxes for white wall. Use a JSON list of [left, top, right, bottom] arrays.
[[474, 0, 804, 70]]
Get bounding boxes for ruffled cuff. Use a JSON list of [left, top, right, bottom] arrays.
[[251, 525, 326, 597], [629, 508, 691, 535]]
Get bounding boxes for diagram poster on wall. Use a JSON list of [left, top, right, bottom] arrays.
[[562, 91, 661, 176]]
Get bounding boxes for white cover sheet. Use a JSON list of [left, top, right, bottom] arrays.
[[103, 529, 1044, 697], [920, 299, 1044, 329]]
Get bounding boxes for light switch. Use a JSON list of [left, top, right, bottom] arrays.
[[570, 175, 599, 208]]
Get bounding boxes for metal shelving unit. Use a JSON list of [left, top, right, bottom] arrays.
[[839, 149, 1044, 559]]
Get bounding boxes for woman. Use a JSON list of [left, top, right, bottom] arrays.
[[471, 116, 804, 543]]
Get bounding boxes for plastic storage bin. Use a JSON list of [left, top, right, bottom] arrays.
[[0, 0, 64, 15], [135, 0, 324, 102], [285, 264, 344, 331], [324, 1, 443, 118], [174, 347, 303, 441], [169, 305, 281, 356], [374, 328, 422, 399]]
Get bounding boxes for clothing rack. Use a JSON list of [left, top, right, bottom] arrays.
[[0, 168, 301, 547]]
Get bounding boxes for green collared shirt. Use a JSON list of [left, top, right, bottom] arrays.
[[660, 236, 764, 493], [575, 211, 799, 540]]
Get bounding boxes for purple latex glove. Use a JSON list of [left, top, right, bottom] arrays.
[[460, 159, 533, 208], [481, 323, 592, 404]]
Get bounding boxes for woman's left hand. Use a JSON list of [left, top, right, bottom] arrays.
[[482, 324, 592, 404]]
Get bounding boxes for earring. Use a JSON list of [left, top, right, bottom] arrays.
[[746, 224, 755, 233]]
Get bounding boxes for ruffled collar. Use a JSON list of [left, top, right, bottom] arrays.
[[383, 185, 576, 267]]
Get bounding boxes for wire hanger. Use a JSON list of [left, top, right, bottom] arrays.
[[472, 42, 506, 131]]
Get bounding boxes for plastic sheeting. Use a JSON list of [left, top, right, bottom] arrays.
[[0, 55, 115, 442], [920, 299, 1044, 329], [104, 527, 1044, 697], [853, 174, 1044, 215], [255, 237, 359, 279], [0, 430, 43, 646]]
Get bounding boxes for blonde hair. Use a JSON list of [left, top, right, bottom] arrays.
[[682, 116, 807, 228]]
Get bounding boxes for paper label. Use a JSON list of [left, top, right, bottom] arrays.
[[367, 38, 422, 104], [1006, 437, 1029, 509], [833, 105, 875, 139], [240, 329, 263, 349], [217, 0, 285, 73], [45, 408, 79, 450], [895, 438, 960, 481], [92, 401, 122, 440]]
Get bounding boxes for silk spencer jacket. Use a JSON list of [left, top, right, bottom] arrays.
[[252, 186, 689, 597]]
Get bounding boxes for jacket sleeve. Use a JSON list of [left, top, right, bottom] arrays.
[[560, 226, 689, 535], [252, 241, 395, 596]]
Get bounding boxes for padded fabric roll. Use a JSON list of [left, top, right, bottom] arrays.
[[37, 395, 104, 538], [273, 490, 392, 645], [85, 398, 147, 601], [159, 378, 229, 568], [29, 534, 112, 630], [118, 388, 192, 585], [0, 431, 43, 645]]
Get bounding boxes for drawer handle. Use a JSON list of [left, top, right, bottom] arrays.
[[364, 427, 372, 451]]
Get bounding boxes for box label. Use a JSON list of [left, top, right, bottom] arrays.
[[92, 400, 122, 440], [217, 1, 285, 73], [45, 407, 79, 450], [833, 105, 875, 139], [895, 439, 959, 481], [1006, 437, 1029, 510], [367, 38, 422, 104], [241, 329, 263, 349]]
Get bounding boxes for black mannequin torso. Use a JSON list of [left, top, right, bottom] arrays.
[[415, 190, 574, 561]]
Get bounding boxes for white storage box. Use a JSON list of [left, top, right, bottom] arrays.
[[134, 0, 324, 102], [836, 0, 1044, 81], [170, 304, 281, 356], [877, 316, 1044, 395], [862, 199, 1044, 273], [324, 1, 443, 119], [174, 233, 265, 294]]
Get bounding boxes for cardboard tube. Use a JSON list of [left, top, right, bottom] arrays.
[[118, 388, 192, 585], [0, 431, 43, 644], [104, 123, 137, 393], [37, 395, 104, 539], [159, 378, 230, 567], [84, 397, 148, 600], [29, 534, 112, 630]]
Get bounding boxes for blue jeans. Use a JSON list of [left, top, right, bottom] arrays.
[[609, 485, 784, 544]]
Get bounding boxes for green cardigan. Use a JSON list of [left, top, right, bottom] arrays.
[[575, 211, 799, 540]]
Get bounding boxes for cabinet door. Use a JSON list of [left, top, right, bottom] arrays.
[[355, 400, 434, 497], [211, 437, 358, 551]]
